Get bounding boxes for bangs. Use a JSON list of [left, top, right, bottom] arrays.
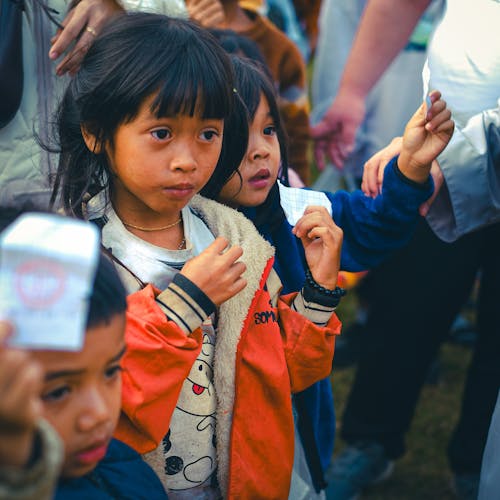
[[80, 14, 234, 127], [232, 56, 277, 121], [151, 52, 234, 119]]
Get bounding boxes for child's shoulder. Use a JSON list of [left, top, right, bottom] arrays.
[[190, 195, 274, 262], [56, 439, 167, 499]]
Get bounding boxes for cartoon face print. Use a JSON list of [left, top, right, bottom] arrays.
[[162, 329, 217, 491], [180, 331, 216, 416]]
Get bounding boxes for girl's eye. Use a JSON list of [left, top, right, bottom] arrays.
[[151, 129, 170, 140], [42, 385, 70, 403], [263, 125, 276, 136], [200, 130, 219, 141], [105, 364, 123, 380]]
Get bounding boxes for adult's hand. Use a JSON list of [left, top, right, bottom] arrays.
[[186, 0, 225, 28], [419, 160, 444, 216], [310, 90, 366, 171], [49, 0, 124, 76]]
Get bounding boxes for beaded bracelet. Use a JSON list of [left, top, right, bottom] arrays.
[[303, 268, 347, 308]]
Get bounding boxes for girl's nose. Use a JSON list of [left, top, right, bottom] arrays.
[[249, 140, 270, 161], [169, 144, 197, 172], [76, 388, 111, 432]]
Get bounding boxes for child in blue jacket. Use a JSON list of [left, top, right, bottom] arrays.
[[205, 55, 453, 495]]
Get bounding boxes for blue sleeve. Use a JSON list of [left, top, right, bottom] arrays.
[[327, 156, 434, 271]]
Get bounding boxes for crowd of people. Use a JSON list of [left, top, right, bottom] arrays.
[[0, 1, 498, 499]]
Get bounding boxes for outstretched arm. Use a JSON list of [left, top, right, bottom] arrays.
[[322, 91, 454, 271]]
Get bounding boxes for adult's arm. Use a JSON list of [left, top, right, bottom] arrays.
[[311, 0, 431, 168]]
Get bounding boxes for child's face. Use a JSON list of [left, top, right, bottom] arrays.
[[102, 94, 224, 223], [32, 313, 126, 478], [218, 94, 280, 208]]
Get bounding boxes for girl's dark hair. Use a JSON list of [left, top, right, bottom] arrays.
[[87, 252, 127, 329], [50, 13, 247, 215], [208, 28, 267, 66], [209, 55, 289, 229], [229, 55, 289, 185]]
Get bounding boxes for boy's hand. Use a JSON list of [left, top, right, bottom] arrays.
[[0, 322, 43, 468], [292, 207, 343, 290], [398, 90, 454, 184], [180, 237, 247, 306], [186, 0, 226, 28]]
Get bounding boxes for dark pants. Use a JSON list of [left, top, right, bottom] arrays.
[[340, 219, 500, 474]]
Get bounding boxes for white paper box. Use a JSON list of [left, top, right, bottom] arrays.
[[0, 213, 100, 350]]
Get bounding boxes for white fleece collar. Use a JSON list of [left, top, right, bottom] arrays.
[[190, 195, 275, 496]]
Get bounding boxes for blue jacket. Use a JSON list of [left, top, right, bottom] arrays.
[[242, 157, 433, 489], [55, 439, 167, 499]]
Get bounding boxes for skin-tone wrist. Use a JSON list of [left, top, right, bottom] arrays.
[[397, 150, 430, 184], [0, 428, 36, 468]]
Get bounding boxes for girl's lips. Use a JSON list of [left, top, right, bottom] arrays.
[[248, 169, 271, 189], [163, 184, 195, 199], [74, 441, 109, 465]]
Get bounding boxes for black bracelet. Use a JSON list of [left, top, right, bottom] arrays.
[[303, 268, 346, 308]]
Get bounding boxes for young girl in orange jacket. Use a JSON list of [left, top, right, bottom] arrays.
[[50, 13, 343, 499]]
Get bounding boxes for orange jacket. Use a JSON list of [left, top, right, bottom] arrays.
[[113, 196, 342, 499]]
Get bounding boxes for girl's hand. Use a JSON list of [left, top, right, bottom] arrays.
[[49, 0, 124, 76], [180, 237, 247, 306], [292, 206, 343, 290], [398, 90, 454, 184], [0, 322, 43, 467]]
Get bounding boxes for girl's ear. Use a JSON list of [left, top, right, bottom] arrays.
[[81, 125, 103, 154]]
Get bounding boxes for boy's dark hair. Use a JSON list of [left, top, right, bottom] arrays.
[[50, 13, 248, 215], [87, 253, 127, 329]]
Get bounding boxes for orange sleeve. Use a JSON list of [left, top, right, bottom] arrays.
[[278, 293, 341, 393], [114, 284, 203, 454]]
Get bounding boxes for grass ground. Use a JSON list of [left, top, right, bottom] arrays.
[[329, 295, 474, 500]]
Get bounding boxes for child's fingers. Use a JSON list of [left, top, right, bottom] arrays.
[[204, 236, 231, 255], [0, 350, 29, 393], [434, 119, 455, 134], [293, 207, 334, 237], [426, 98, 446, 121], [224, 275, 247, 298], [306, 225, 342, 245], [426, 99, 447, 124], [362, 158, 381, 198], [425, 108, 452, 132], [424, 90, 442, 115], [302, 205, 330, 217], [0, 362, 42, 429]]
